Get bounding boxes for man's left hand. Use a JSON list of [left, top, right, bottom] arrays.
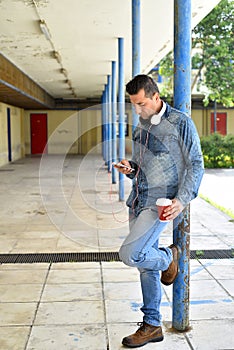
[[163, 198, 184, 221]]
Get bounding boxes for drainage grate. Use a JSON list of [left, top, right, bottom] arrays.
[[190, 249, 234, 259], [0, 250, 233, 264], [0, 252, 120, 264], [0, 169, 15, 172]]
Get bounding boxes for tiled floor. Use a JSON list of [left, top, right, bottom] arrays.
[[0, 156, 233, 349]]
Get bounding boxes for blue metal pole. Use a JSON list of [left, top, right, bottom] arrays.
[[132, 0, 141, 77], [101, 93, 105, 160], [132, 0, 141, 131], [107, 75, 112, 172], [173, 0, 191, 331], [118, 37, 125, 201], [103, 86, 108, 164], [112, 61, 117, 183]]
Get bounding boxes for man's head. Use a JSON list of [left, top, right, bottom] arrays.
[[126, 74, 162, 119]]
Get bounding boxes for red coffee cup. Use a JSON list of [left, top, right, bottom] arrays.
[[156, 198, 172, 222]]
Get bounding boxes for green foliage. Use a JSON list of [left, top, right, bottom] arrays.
[[158, 0, 234, 107], [193, 0, 234, 107], [158, 54, 173, 97], [200, 133, 234, 168]]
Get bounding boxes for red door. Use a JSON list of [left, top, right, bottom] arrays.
[[210, 113, 227, 135], [30, 114, 47, 154]]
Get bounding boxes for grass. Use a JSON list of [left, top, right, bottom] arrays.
[[199, 193, 234, 220]]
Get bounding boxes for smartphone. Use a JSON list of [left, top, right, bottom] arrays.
[[112, 162, 135, 172]]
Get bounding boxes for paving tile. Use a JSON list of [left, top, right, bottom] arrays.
[[188, 319, 234, 350], [199, 258, 234, 266], [108, 323, 190, 350], [190, 236, 229, 250], [219, 234, 234, 247], [218, 279, 234, 297], [56, 236, 100, 252], [10, 238, 58, 253], [105, 300, 171, 324], [0, 263, 50, 270], [190, 279, 230, 300], [60, 229, 99, 248], [101, 262, 130, 269], [204, 265, 234, 280], [0, 303, 37, 326], [0, 284, 43, 302], [102, 268, 140, 282], [104, 282, 142, 300], [47, 268, 101, 283], [41, 283, 102, 302], [190, 263, 214, 281], [0, 270, 48, 284], [165, 279, 231, 303], [190, 300, 234, 320], [0, 224, 27, 234], [50, 262, 101, 270], [0, 239, 18, 253], [34, 300, 104, 325], [0, 326, 30, 350], [105, 299, 143, 323], [16, 231, 60, 239], [27, 325, 107, 350]]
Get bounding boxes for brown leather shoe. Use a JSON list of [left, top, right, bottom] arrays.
[[161, 244, 178, 286], [122, 322, 163, 348]]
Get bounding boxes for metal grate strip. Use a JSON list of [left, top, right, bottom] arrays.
[[0, 169, 14, 172], [0, 250, 233, 264]]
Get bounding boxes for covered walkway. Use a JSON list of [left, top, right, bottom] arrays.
[[0, 155, 233, 349]]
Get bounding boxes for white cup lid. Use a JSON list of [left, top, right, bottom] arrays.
[[156, 198, 172, 206]]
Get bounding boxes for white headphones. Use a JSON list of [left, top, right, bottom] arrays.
[[151, 114, 161, 125], [150, 100, 166, 125]]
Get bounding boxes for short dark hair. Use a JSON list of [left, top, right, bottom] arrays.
[[126, 74, 159, 98]]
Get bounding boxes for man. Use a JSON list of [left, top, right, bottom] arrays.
[[114, 74, 204, 348]]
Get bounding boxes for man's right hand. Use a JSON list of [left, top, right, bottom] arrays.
[[113, 160, 134, 174]]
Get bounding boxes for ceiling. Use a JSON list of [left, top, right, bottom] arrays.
[[0, 0, 221, 109]]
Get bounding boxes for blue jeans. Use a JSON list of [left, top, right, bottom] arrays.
[[119, 209, 172, 326]]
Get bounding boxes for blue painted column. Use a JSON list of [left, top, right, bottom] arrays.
[[101, 93, 105, 160], [107, 75, 112, 172], [173, 0, 191, 331], [103, 86, 108, 164], [118, 37, 125, 201], [132, 0, 141, 131], [111, 61, 117, 183]]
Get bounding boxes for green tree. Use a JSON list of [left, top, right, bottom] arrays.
[[158, 0, 234, 107]]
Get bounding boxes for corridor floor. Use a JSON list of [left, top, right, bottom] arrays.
[[0, 155, 233, 350]]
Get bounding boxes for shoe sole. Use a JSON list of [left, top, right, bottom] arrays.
[[122, 335, 164, 348]]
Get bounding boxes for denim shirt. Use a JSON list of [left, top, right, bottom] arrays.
[[126, 102, 204, 216]]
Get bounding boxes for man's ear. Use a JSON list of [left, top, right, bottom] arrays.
[[152, 92, 159, 101]]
